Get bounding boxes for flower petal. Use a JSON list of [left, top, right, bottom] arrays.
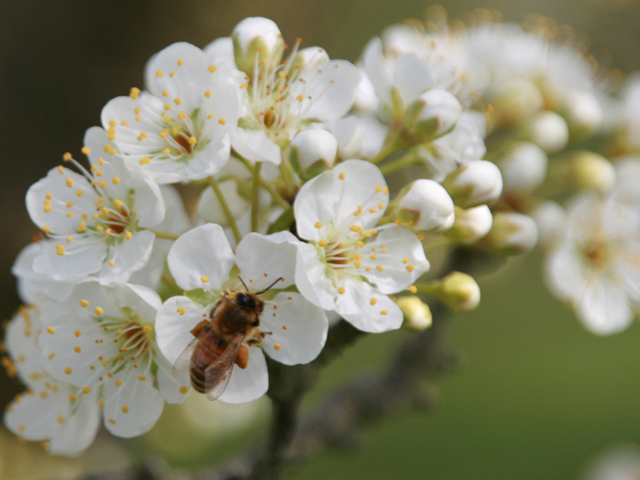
[[33, 238, 108, 282], [261, 292, 328, 365], [218, 347, 268, 404], [155, 353, 191, 404], [335, 278, 403, 333], [155, 296, 207, 366], [359, 227, 429, 294], [103, 370, 164, 438], [295, 242, 338, 310], [294, 160, 388, 241], [232, 128, 282, 164], [97, 230, 156, 285], [167, 224, 234, 292], [236, 232, 302, 291]]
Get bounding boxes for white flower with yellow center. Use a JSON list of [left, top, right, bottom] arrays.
[[206, 17, 360, 165], [38, 282, 189, 438], [293, 160, 430, 333], [545, 192, 640, 335], [101, 42, 241, 183], [156, 224, 328, 404], [26, 127, 164, 285], [3, 305, 101, 455]]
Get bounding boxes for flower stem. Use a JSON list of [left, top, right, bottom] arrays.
[[147, 229, 180, 241], [252, 162, 263, 233], [208, 176, 242, 244], [236, 155, 290, 210], [370, 129, 405, 165], [378, 152, 419, 175]]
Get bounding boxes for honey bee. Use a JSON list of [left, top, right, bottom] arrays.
[[174, 277, 282, 400]]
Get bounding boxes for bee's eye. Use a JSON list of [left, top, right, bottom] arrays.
[[252, 320, 259, 327], [235, 293, 254, 308]]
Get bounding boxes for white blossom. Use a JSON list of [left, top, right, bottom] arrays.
[[102, 42, 241, 183], [293, 160, 429, 333], [25, 127, 164, 285], [156, 224, 328, 404]]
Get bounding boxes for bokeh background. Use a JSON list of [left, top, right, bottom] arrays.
[[2, 1, 640, 479]]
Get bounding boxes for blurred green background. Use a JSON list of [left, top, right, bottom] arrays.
[[2, 0, 640, 478]]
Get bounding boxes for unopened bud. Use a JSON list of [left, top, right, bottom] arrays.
[[568, 151, 616, 193], [446, 205, 493, 244], [442, 160, 503, 208], [232, 17, 284, 75], [405, 89, 462, 141], [498, 142, 548, 193], [561, 91, 603, 139], [198, 180, 248, 227], [492, 78, 544, 125], [293, 47, 330, 69], [526, 111, 569, 154], [318, 117, 364, 159], [428, 271, 481, 312], [530, 201, 567, 247], [483, 212, 538, 255], [289, 129, 338, 180], [397, 296, 433, 331], [395, 179, 455, 231]]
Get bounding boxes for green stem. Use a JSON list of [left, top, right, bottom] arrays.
[[236, 155, 290, 210], [207, 176, 242, 244], [378, 152, 419, 175], [252, 162, 263, 233], [148, 229, 180, 241], [370, 129, 405, 165]]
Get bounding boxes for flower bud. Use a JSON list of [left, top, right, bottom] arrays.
[[232, 17, 284, 75], [483, 212, 538, 255], [318, 117, 364, 160], [567, 151, 616, 193], [446, 205, 493, 244], [526, 111, 569, 154], [492, 78, 544, 125], [428, 271, 481, 313], [405, 89, 462, 141], [442, 160, 503, 208], [530, 201, 567, 247], [397, 296, 433, 331], [294, 47, 330, 69], [289, 129, 338, 180], [498, 142, 548, 193], [198, 180, 248, 227], [561, 91, 603, 139], [394, 179, 455, 231]]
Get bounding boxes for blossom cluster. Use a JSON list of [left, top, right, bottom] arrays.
[[4, 11, 640, 456]]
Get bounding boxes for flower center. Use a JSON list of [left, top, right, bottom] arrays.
[[584, 240, 607, 269]]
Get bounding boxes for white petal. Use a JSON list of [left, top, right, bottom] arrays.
[[336, 279, 403, 333], [236, 232, 302, 291], [97, 230, 155, 285], [545, 243, 589, 302], [363, 37, 392, 107], [204, 37, 235, 65], [33, 239, 108, 282], [296, 59, 360, 121], [6, 306, 44, 385], [394, 53, 433, 105], [218, 347, 268, 404], [103, 370, 164, 438], [294, 160, 388, 241], [167, 224, 234, 292], [156, 296, 207, 365], [26, 167, 99, 234], [360, 227, 430, 294], [575, 276, 634, 335], [261, 292, 328, 365], [48, 389, 101, 456], [294, 242, 337, 310], [232, 128, 282, 164], [155, 353, 191, 404]]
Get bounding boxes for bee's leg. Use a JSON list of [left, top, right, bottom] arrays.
[[189, 320, 209, 338], [259, 331, 272, 338], [234, 345, 249, 369]]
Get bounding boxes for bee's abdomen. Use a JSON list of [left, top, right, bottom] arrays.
[[190, 366, 206, 393]]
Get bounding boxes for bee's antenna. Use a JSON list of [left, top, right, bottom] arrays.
[[255, 277, 284, 295], [237, 275, 249, 291]]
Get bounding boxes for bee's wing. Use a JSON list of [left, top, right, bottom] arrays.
[[203, 334, 244, 401], [172, 338, 199, 376]]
